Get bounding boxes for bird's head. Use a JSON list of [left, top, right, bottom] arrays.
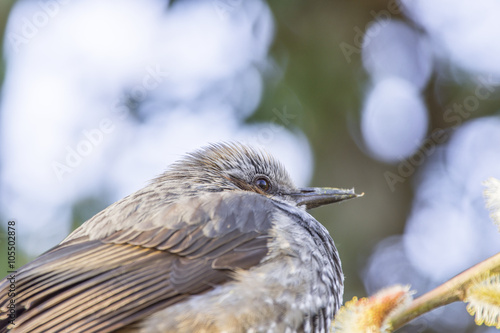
[[162, 142, 361, 210]]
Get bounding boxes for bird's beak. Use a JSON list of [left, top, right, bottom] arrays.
[[291, 187, 363, 210]]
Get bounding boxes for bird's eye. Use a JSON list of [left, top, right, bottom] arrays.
[[254, 177, 270, 192]]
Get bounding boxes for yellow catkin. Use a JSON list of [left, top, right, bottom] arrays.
[[465, 274, 500, 329], [332, 285, 413, 333], [483, 177, 500, 231]]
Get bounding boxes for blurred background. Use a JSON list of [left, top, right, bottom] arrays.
[[1, 0, 500, 332]]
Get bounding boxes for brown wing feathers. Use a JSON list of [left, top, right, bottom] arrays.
[[0, 192, 274, 332]]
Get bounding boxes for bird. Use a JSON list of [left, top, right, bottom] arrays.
[[0, 142, 362, 333]]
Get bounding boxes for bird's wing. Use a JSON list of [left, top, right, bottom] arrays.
[[0, 192, 275, 333]]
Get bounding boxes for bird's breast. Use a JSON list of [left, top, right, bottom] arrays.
[[135, 210, 339, 333]]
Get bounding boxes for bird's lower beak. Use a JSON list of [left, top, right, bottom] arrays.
[[291, 187, 363, 210]]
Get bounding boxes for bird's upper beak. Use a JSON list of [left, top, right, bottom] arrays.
[[291, 187, 363, 210]]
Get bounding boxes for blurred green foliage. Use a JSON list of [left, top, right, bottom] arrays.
[[0, 0, 15, 85]]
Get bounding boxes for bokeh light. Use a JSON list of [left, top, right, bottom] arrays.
[[361, 77, 429, 162], [362, 20, 433, 89]]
